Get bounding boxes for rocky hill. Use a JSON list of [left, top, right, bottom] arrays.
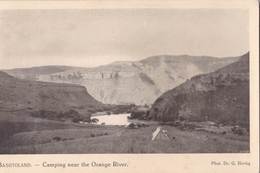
[[0, 71, 104, 118], [4, 55, 239, 105], [149, 52, 249, 128]]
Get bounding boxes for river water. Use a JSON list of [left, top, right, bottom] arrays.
[[91, 113, 131, 126]]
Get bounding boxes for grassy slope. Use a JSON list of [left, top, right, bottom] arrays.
[[149, 53, 249, 128], [0, 123, 249, 154], [0, 71, 104, 116]]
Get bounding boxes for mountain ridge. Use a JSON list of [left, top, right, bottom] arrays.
[[4, 54, 241, 105]]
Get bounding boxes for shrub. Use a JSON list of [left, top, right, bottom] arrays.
[[72, 117, 83, 123], [91, 118, 99, 123], [53, 136, 61, 141], [30, 109, 90, 123], [130, 111, 146, 120], [231, 126, 246, 135]]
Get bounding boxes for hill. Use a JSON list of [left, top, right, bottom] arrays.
[[4, 55, 239, 105], [4, 66, 76, 80], [0, 71, 104, 121], [149, 52, 249, 128]]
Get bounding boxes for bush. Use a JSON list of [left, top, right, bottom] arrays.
[[91, 118, 99, 123], [72, 117, 83, 123], [31, 109, 90, 123], [130, 111, 146, 120], [231, 126, 247, 135], [53, 136, 61, 141]]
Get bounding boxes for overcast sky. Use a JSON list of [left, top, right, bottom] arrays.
[[0, 9, 248, 69]]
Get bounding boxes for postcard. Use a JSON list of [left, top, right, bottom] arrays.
[[0, 0, 258, 172]]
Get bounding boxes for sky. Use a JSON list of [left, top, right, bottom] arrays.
[[0, 9, 248, 69]]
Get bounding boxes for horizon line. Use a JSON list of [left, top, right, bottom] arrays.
[[1, 51, 249, 71]]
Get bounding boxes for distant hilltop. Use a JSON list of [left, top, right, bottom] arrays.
[[4, 53, 243, 105]]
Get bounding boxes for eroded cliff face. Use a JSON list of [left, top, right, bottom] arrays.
[[0, 71, 103, 114], [149, 53, 249, 127], [37, 64, 158, 105], [5, 55, 239, 105]]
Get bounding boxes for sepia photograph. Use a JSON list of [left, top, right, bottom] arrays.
[[0, 1, 257, 163]]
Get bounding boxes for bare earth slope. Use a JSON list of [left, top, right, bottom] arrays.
[[149, 53, 249, 128], [4, 55, 239, 105]]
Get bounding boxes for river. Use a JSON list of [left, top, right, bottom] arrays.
[[91, 113, 131, 126], [90, 113, 156, 126]]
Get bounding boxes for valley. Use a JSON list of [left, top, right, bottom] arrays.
[[0, 112, 249, 154], [5, 54, 239, 105], [0, 53, 250, 153]]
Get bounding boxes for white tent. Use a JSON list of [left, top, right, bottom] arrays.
[[152, 126, 170, 141]]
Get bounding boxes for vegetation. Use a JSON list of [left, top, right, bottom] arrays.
[[103, 104, 136, 114], [30, 109, 90, 123], [149, 53, 249, 128], [0, 123, 249, 154], [0, 53, 250, 154]]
